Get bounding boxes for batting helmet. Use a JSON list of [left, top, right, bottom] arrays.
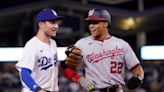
[[36, 8, 64, 23], [85, 8, 111, 24]]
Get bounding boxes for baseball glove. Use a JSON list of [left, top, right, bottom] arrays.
[[65, 45, 82, 69]]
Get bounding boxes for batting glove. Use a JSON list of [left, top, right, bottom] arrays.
[[79, 77, 96, 91], [126, 76, 143, 90]]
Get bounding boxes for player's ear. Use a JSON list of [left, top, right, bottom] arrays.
[[104, 22, 109, 28], [102, 21, 108, 28], [37, 22, 45, 30], [38, 22, 44, 27]]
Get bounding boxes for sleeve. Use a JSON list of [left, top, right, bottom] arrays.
[[16, 43, 37, 71], [74, 39, 84, 64], [124, 42, 140, 70], [74, 39, 84, 54], [20, 68, 41, 91], [74, 40, 81, 49]]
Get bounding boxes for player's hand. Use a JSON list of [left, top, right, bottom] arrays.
[[126, 76, 143, 90], [38, 89, 47, 92], [79, 77, 96, 91], [65, 45, 82, 69]]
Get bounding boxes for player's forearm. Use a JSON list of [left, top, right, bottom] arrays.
[[21, 68, 41, 91], [126, 64, 144, 90], [38, 89, 47, 92], [131, 64, 144, 80]]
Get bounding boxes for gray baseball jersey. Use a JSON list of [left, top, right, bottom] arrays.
[[16, 36, 59, 92], [75, 36, 140, 90]]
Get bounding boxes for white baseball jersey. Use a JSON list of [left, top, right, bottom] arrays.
[[16, 36, 59, 92], [75, 36, 140, 90]]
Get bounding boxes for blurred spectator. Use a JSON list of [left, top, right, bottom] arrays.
[[0, 63, 22, 92]]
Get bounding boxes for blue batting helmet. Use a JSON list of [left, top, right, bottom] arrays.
[[85, 8, 111, 24]]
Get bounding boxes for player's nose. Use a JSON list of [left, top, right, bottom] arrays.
[[54, 23, 59, 29], [89, 24, 95, 28]]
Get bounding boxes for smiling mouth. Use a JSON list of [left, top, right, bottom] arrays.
[[52, 29, 56, 32], [90, 30, 96, 32]]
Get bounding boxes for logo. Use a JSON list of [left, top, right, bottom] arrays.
[[33, 85, 38, 90], [52, 10, 57, 16], [86, 46, 124, 63], [88, 9, 95, 16], [41, 64, 52, 70], [40, 49, 43, 52], [38, 56, 52, 70], [88, 42, 94, 45]]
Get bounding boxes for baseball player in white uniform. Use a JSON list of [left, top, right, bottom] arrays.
[[15, 8, 64, 92], [68, 8, 144, 92]]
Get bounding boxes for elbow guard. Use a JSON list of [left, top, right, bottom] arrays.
[[63, 68, 80, 83]]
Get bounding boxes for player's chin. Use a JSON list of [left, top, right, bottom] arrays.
[[51, 33, 56, 37], [91, 32, 97, 37], [51, 31, 57, 37]]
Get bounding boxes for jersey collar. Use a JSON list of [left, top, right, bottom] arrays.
[[92, 35, 112, 42]]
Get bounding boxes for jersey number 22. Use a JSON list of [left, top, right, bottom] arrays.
[[110, 61, 123, 74]]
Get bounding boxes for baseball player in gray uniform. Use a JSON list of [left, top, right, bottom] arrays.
[[66, 8, 144, 92], [15, 8, 64, 92]]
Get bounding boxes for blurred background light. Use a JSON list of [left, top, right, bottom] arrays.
[[0, 47, 67, 62], [141, 46, 164, 60]]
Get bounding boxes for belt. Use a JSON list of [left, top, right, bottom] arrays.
[[99, 85, 119, 92]]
